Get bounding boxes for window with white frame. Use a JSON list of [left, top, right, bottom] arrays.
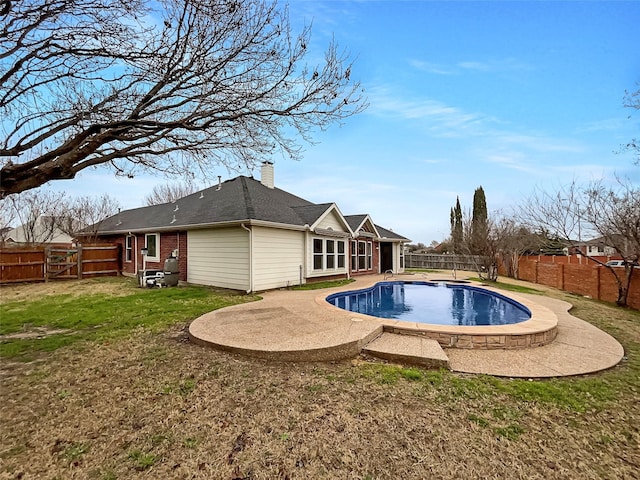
[[326, 239, 335, 268], [367, 242, 372, 269], [337, 241, 345, 268], [125, 235, 134, 262], [145, 233, 160, 262], [351, 241, 357, 271], [313, 238, 324, 270], [399, 245, 404, 269], [313, 238, 346, 272], [358, 241, 367, 270]]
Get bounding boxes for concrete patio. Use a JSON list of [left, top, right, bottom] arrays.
[[188, 272, 625, 378]]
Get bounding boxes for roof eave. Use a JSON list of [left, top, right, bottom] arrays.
[[96, 218, 309, 235]]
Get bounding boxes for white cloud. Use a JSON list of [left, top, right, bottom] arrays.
[[410, 57, 533, 75], [366, 86, 491, 137], [408, 59, 455, 75], [457, 61, 491, 71]]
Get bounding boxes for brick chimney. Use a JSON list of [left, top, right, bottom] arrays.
[[260, 161, 274, 189]]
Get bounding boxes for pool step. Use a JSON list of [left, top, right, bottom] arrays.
[[363, 333, 450, 369]]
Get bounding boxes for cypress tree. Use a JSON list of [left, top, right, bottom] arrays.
[[471, 186, 488, 254], [452, 197, 463, 253]]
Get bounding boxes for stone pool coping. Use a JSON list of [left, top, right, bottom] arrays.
[[188, 272, 625, 377], [317, 278, 559, 350]]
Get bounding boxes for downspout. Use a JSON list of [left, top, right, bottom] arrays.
[[240, 223, 253, 293], [134, 234, 138, 274], [303, 225, 309, 285]]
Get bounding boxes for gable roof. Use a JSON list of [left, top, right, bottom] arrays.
[[291, 203, 336, 227], [344, 214, 380, 238], [375, 224, 410, 241], [94, 175, 410, 242], [7, 215, 74, 244], [344, 214, 367, 232], [96, 176, 326, 234]]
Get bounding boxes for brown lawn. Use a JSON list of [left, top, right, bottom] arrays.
[[1, 278, 638, 479]]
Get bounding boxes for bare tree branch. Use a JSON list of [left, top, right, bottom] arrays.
[[1, 0, 367, 197], [2, 190, 66, 243], [518, 179, 639, 306], [58, 193, 121, 241], [144, 180, 200, 206]]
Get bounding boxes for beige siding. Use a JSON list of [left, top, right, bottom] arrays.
[[395, 243, 406, 273], [187, 227, 249, 290], [252, 226, 305, 290], [316, 210, 348, 232]]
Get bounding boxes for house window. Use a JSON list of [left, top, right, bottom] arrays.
[[351, 241, 357, 271], [326, 239, 335, 269], [337, 241, 345, 268], [367, 242, 373, 270], [313, 238, 324, 270], [145, 233, 160, 262], [399, 246, 404, 269], [313, 238, 346, 272], [358, 241, 367, 270], [125, 235, 133, 262]]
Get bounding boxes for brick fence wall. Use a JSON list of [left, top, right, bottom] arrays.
[[507, 256, 639, 309]]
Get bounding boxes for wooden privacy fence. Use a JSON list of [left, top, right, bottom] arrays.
[[0, 244, 120, 284], [405, 253, 485, 271]]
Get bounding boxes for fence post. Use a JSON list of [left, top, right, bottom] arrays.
[[77, 245, 83, 279], [44, 245, 50, 282], [558, 263, 564, 290]]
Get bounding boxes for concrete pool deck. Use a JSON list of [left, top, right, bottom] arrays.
[[188, 272, 625, 378]]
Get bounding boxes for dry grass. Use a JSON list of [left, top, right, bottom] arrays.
[[1, 278, 639, 479], [0, 277, 132, 303]]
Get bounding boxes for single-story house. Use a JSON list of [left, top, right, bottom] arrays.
[[6, 215, 74, 245], [92, 163, 410, 292]]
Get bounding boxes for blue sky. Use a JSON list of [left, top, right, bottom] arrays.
[[51, 1, 639, 244]]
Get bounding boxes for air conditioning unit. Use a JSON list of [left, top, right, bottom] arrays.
[[138, 269, 163, 287]]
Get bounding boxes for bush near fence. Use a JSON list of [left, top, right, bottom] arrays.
[[0, 244, 121, 284]]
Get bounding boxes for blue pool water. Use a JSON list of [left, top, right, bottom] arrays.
[[326, 281, 531, 326]]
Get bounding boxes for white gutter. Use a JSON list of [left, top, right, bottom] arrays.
[[134, 234, 138, 273], [98, 219, 309, 236], [240, 223, 253, 293]]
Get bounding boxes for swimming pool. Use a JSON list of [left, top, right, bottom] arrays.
[[326, 281, 531, 326]]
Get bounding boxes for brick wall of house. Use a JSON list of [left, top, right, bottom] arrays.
[[106, 232, 188, 282]]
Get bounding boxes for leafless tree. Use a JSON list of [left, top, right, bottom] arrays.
[[58, 194, 122, 241], [459, 211, 499, 281], [145, 181, 200, 206], [493, 216, 541, 279], [517, 181, 588, 243], [3, 190, 66, 243], [581, 179, 639, 306], [623, 87, 639, 164], [0, 196, 16, 242], [0, 0, 367, 197], [519, 179, 639, 306]]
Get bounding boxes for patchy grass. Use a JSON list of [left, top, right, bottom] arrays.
[[291, 278, 355, 290], [1, 277, 639, 479], [469, 277, 545, 295], [0, 278, 257, 360]]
